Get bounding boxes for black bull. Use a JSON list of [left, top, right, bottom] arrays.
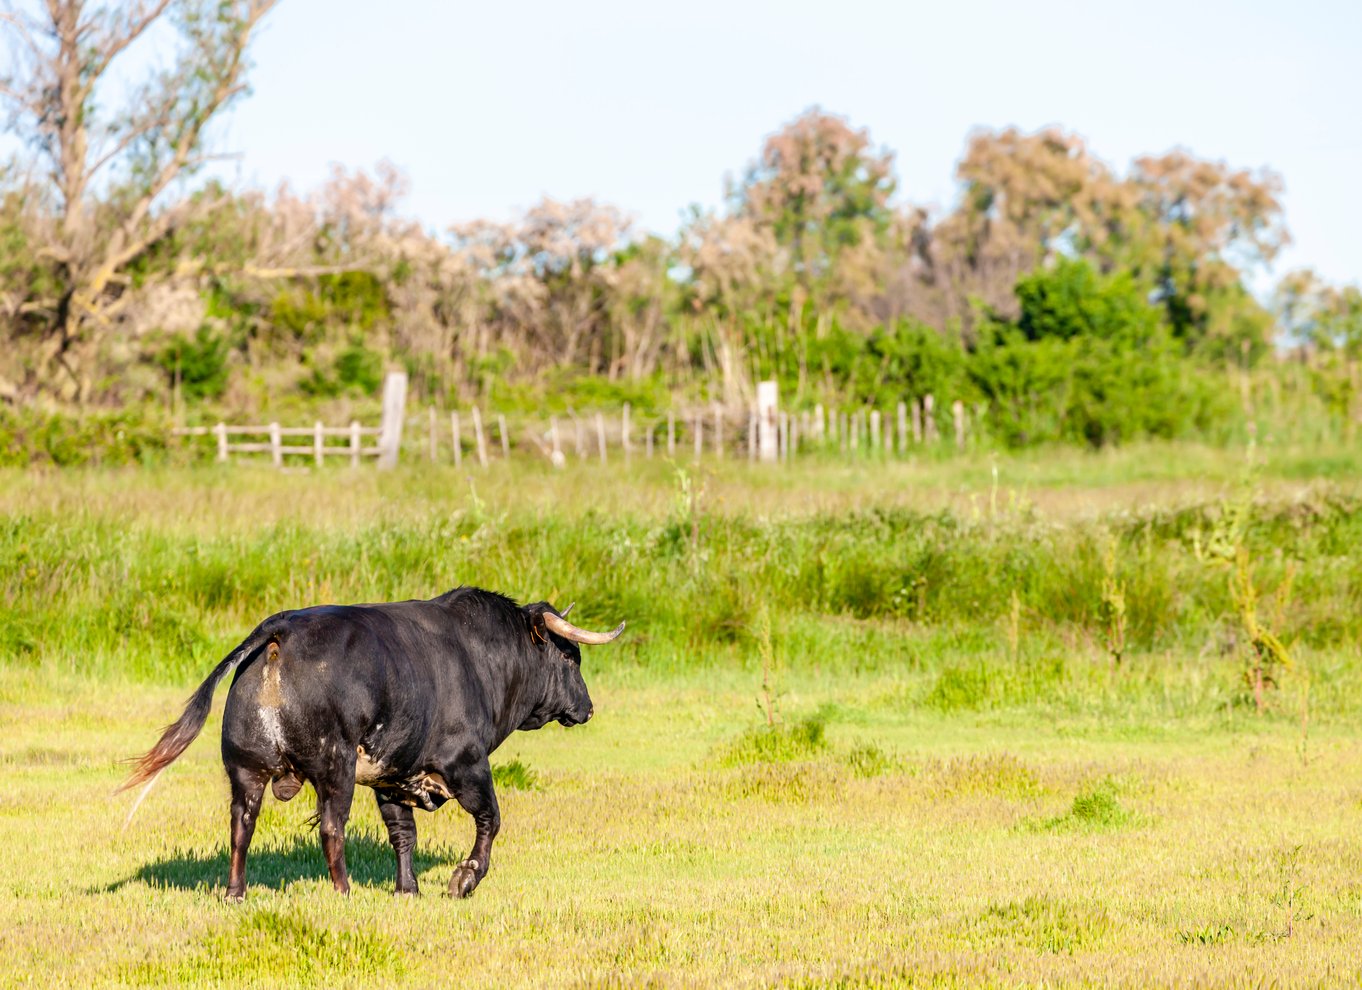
[[120, 587, 624, 900]]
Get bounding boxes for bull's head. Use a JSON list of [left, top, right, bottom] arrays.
[[524, 602, 624, 729]]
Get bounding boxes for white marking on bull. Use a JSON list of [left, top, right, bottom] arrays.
[[258, 707, 286, 751], [355, 745, 384, 785]]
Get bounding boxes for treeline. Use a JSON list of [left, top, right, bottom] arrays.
[[1, 3, 1359, 448]]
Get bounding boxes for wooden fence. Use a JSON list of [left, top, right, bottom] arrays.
[[428, 394, 973, 468], [172, 373, 977, 469], [172, 422, 383, 467]]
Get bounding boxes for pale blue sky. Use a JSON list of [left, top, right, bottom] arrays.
[[210, 0, 1359, 286]]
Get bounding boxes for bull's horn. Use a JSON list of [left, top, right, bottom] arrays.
[[560, 602, 575, 618], [544, 611, 625, 645]]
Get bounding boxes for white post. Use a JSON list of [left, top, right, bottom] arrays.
[[350, 420, 361, 468], [924, 394, 937, 444], [269, 422, 282, 469], [814, 404, 825, 443], [215, 422, 227, 463], [471, 407, 488, 468], [549, 415, 565, 469], [315, 421, 324, 468], [451, 412, 462, 468], [757, 379, 778, 463], [377, 371, 408, 470], [953, 399, 966, 450], [595, 412, 607, 464]]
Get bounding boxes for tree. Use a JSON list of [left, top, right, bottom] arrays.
[[734, 107, 895, 295], [929, 127, 1112, 329], [1275, 268, 1362, 356], [0, 0, 277, 401], [1113, 151, 1287, 357]]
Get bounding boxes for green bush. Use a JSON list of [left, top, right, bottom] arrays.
[[156, 325, 230, 401], [0, 408, 170, 467], [715, 716, 828, 767]]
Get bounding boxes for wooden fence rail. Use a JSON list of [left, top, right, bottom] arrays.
[[173, 422, 383, 467]]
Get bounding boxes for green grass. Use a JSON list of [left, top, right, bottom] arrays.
[[3, 444, 1362, 986]]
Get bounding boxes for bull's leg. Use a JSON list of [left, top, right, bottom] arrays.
[[314, 762, 356, 895], [376, 795, 420, 896], [447, 763, 500, 898], [225, 767, 267, 903]]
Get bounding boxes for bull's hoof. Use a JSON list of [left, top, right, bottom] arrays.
[[448, 859, 480, 898], [224, 888, 245, 904], [395, 885, 421, 898]]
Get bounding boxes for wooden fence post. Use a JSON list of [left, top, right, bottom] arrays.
[[870, 410, 881, 456], [315, 421, 325, 468], [377, 370, 407, 470], [549, 415, 565, 468], [497, 414, 510, 460], [350, 420, 361, 468], [924, 394, 937, 444], [757, 380, 778, 463], [451, 412, 461, 468], [215, 422, 227, 463], [268, 422, 281, 468], [595, 413, 607, 464], [471, 407, 488, 468], [953, 399, 966, 450]]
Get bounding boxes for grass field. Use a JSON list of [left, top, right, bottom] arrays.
[[3, 442, 1362, 987]]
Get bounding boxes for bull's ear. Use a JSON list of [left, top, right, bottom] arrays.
[[527, 609, 549, 644]]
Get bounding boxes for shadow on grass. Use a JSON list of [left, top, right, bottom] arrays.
[[102, 828, 459, 895]]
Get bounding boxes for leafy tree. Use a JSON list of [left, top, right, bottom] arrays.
[[0, 0, 278, 402], [1108, 152, 1287, 358], [734, 107, 895, 292]]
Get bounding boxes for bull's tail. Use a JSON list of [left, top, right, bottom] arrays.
[[118, 627, 274, 804]]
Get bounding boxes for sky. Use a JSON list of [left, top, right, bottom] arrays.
[[158, 0, 1362, 287]]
